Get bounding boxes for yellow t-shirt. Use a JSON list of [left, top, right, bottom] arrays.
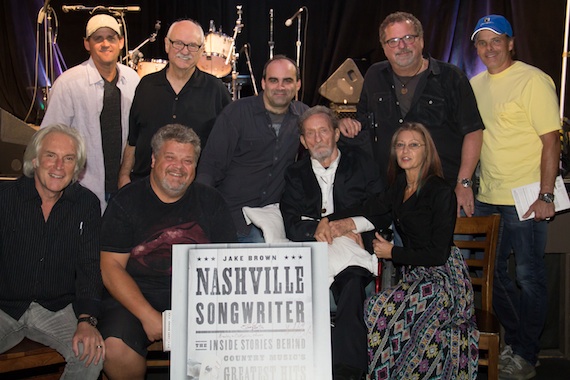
[[470, 61, 560, 205]]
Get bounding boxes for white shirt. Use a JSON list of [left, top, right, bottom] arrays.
[[310, 149, 374, 233], [41, 57, 140, 211]]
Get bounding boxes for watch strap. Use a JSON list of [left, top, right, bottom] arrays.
[[77, 316, 98, 327]]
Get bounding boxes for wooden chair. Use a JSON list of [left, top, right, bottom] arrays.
[[0, 338, 65, 377], [454, 214, 501, 380], [0, 339, 169, 378]]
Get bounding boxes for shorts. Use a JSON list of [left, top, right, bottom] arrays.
[[98, 289, 170, 356]]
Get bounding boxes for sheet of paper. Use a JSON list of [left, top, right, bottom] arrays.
[[511, 175, 570, 221]]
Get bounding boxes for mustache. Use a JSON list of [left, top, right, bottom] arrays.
[[396, 48, 412, 55], [176, 53, 192, 59]]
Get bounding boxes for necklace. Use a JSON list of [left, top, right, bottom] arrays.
[[395, 59, 424, 95]]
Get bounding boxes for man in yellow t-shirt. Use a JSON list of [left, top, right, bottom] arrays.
[[470, 14, 560, 380]]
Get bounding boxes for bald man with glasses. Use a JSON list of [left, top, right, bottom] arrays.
[[119, 19, 231, 188]]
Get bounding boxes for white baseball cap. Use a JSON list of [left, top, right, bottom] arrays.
[[86, 14, 122, 38]]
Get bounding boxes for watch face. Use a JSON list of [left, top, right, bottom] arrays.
[[461, 179, 473, 188]]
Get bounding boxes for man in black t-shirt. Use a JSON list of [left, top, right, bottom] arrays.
[[99, 124, 236, 379]]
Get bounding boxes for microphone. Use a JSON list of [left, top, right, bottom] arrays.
[[62, 5, 85, 13], [154, 20, 161, 32], [108, 6, 141, 12], [285, 7, 304, 27]]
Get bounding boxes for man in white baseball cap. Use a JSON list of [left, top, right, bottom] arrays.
[[41, 13, 140, 212], [85, 14, 122, 38]]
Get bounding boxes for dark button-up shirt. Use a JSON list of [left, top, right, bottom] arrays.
[[196, 94, 309, 234], [347, 55, 484, 185], [0, 176, 102, 320]]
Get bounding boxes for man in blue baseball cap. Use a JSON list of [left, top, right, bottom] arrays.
[[470, 14, 560, 380]]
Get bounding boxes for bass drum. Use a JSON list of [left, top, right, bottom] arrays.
[[137, 59, 168, 77], [197, 32, 233, 78]]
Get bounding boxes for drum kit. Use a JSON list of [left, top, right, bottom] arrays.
[[56, 4, 277, 100], [133, 6, 256, 100]]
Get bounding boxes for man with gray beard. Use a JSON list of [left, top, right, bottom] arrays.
[[119, 19, 231, 187], [281, 106, 385, 379]]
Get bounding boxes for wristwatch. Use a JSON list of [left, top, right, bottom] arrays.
[[538, 193, 555, 203], [77, 316, 98, 327], [457, 178, 473, 188]]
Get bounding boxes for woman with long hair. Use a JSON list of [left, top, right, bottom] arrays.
[[316, 122, 479, 379]]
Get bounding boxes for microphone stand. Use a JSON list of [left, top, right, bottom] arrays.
[[243, 44, 258, 96], [268, 9, 274, 59], [123, 22, 161, 69], [295, 13, 302, 100], [226, 6, 244, 101], [40, 0, 55, 104]]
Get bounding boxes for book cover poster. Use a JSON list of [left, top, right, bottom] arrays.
[[183, 245, 317, 379]]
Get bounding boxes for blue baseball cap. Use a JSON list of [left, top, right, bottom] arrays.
[[471, 14, 513, 41]]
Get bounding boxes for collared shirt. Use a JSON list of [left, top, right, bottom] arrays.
[[311, 150, 341, 216], [0, 176, 102, 320], [349, 55, 484, 185], [128, 66, 232, 180], [41, 57, 140, 212], [196, 94, 309, 234]]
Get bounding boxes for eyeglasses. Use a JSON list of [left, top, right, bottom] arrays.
[[168, 38, 202, 52], [394, 142, 425, 150], [385, 34, 419, 48]]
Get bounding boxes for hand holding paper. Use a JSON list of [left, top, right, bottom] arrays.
[[512, 176, 570, 221]]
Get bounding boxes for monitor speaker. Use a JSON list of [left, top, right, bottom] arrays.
[[318, 58, 364, 104], [0, 109, 38, 177]]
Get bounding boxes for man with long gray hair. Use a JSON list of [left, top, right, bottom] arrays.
[[0, 124, 104, 378]]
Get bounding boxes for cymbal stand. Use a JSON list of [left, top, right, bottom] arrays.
[[226, 5, 244, 101]]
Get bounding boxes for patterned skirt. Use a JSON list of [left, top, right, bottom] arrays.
[[365, 246, 479, 379]]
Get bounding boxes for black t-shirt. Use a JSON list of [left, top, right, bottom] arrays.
[[101, 178, 237, 291]]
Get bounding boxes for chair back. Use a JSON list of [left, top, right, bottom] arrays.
[[453, 214, 501, 312]]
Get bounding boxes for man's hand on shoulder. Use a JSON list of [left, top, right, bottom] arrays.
[[338, 118, 362, 138]]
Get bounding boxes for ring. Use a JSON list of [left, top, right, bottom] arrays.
[[96, 345, 103, 349]]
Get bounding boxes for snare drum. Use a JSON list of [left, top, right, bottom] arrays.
[[137, 59, 168, 77], [197, 32, 233, 78]]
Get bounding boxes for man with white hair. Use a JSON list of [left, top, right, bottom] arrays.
[[119, 19, 231, 187], [0, 124, 104, 379], [41, 13, 140, 211], [281, 106, 385, 379]]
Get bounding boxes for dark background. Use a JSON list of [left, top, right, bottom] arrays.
[[0, 0, 568, 355], [0, 0, 567, 122]]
